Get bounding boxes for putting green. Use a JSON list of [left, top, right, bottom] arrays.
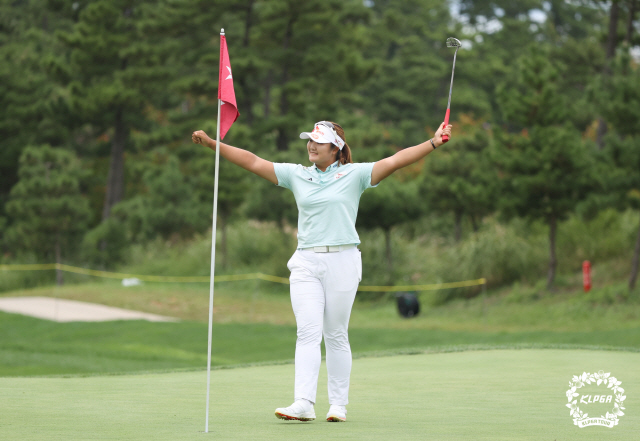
[[1, 348, 637, 440]]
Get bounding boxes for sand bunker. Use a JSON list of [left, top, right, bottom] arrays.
[[0, 296, 178, 323]]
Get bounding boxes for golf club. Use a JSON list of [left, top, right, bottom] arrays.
[[442, 37, 461, 143]]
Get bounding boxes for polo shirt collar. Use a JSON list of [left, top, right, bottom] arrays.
[[312, 160, 340, 173]]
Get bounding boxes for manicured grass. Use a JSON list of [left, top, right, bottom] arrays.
[[1, 349, 638, 440], [2, 309, 640, 377], [0, 311, 294, 376]]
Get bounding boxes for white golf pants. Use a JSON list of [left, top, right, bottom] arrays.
[[286, 247, 362, 406]]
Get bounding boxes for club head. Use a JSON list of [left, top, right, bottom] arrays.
[[446, 37, 462, 48]]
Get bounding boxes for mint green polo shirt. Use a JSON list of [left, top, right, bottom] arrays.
[[274, 160, 379, 248]]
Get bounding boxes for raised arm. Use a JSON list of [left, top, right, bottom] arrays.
[[371, 123, 452, 186], [192, 130, 278, 185]]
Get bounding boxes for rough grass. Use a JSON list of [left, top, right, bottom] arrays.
[[3, 277, 639, 332]]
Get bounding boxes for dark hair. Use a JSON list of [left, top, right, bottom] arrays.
[[329, 122, 353, 165]]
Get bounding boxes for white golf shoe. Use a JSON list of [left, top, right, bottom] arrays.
[[326, 404, 347, 422], [275, 399, 316, 421]]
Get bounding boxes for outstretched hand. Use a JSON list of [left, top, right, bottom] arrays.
[[434, 123, 453, 147]]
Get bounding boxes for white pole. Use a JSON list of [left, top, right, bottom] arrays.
[[205, 78, 223, 432]]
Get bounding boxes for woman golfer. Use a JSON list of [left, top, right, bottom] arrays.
[[192, 120, 452, 422]]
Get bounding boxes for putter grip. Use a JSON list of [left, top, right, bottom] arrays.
[[442, 109, 450, 143]]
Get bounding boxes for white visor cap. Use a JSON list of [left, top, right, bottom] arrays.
[[299, 122, 345, 150]]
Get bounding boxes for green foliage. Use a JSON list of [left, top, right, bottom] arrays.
[[359, 216, 547, 294], [605, 135, 640, 211], [596, 53, 640, 210], [363, 0, 453, 147], [420, 128, 495, 240], [225, 220, 297, 277], [4, 145, 91, 261], [497, 45, 567, 129], [244, 172, 298, 229], [0, 254, 57, 293], [2, 0, 637, 297], [0, 0, 72, 216], [90, 213, 548, 291], [191, 154, 250, 224], [491, 42, 606, 288], [492, 126, 599, 223], [122, 219, 297, 279], [593, 52, 640, 289], [81, 217, 129, 267], [53, 0, 169, 126], [600, 55, 640, 137], [501, 281, 544, 304], [557, 208, 638, 266], [582, 282, 631, 305], [114, 152, 210, 241], [357, 174, 422, 284], [358, 175, 422, 232], [156, 0, 377, 151]]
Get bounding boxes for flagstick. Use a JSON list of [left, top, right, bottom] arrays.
[[205, 89, 223, 433]]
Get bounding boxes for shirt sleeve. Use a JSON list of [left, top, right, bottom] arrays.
[[358, 162, 379, 192], [273, 163, 297, 190]]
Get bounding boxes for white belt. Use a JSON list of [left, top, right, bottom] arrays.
[[298, 244, 356, 253]]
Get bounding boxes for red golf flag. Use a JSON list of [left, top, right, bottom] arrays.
[[218, 33, 239, 139]]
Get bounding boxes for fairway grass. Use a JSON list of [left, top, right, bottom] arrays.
[[3, 310, 640, 377], [1, 349, 637, 441]]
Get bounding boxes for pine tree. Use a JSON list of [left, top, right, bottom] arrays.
[[51, 0, 172, 222], [362, 0, 453, 148], [244, 175, 298, 242], [156, 0, 375, 152], [0, 0, 72, 223], [596, 51, 640, 290], [493, 45, 599, 289], [112, 152, 209, 242], [5, 145, 91, 285], [420, 127, 495, 241], [191, 150, 251, 270], [357, 175, 422, 284]]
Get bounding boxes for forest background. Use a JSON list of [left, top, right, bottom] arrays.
[[1, 0, 640, 301]]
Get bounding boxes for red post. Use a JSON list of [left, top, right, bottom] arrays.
[[582, 261, 591, 292]]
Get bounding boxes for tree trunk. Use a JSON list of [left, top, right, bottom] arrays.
[[626, 0, 637, 43], [606, 1, 620, 60], [470, 213, 478, 233], [55, 235, 64, 286], [276, 15, 295, 151], [220, 215, 228, 270], [598, 1, 622, 148], [238, 0, 255, 126], [596, 118, 608, 150], [242, 0, 254, 48], [629, 211, 640, 290], [454, 210, 462, 242], [547, 216, 557, 290], [263, 70, 272, 119], [384, 228, 393, 282], [102, 108, 127, 220]]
